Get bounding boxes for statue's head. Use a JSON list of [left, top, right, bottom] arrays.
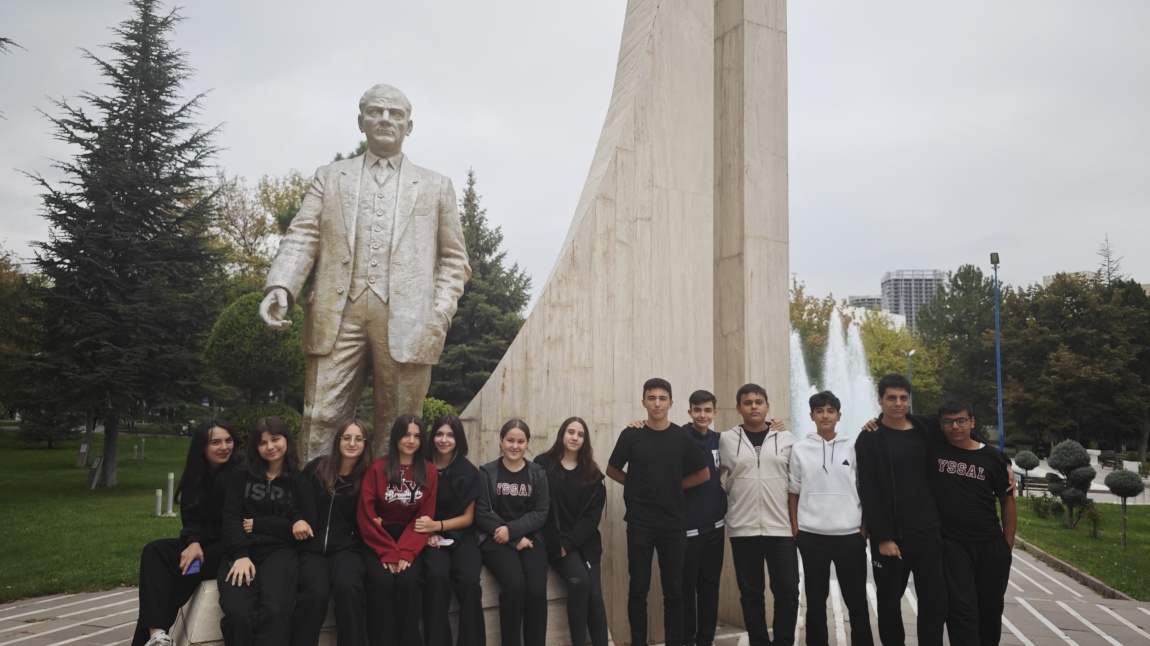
[[357, 84, 413, 158]]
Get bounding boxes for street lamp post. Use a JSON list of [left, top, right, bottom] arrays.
[[992, 252, 1005, 453], [903, 349, 916, 413]]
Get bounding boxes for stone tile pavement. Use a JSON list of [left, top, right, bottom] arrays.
[[3, 547, 1148, 645]]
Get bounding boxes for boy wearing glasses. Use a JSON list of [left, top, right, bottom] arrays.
[[928, 398, 1016, 646]]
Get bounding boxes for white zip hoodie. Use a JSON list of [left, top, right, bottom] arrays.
[[719, 426, 796, 538], [787, 433, 862, 536]]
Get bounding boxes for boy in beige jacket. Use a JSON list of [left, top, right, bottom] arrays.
[[718, 383, 798, 646]]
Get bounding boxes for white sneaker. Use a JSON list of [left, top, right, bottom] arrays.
[[144, 631, 173, 646]]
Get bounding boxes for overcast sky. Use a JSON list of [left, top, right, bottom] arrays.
[[2, 0, 1148, 303]]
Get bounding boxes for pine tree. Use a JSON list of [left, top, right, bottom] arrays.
[[429, 169, 531, 409], [28, 0, 223, 486], [915, 264, 997, 421]]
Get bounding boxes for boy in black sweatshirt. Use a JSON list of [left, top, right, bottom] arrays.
[[855, 374, 947, 646]]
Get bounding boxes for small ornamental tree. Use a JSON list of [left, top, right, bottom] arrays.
[[204, 293, 304, 404], [1015, 451, 1040, 493], [1047, 440, 1095, 528], [1104, 469, 1145, 550]]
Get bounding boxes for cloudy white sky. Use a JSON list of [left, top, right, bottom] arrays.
[[1, 0, 1148, 303]]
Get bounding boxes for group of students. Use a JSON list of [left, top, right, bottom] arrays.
[[607, 376, 1016, 646], [131, 372, 1015, 646], [131, 413, 607, 646]]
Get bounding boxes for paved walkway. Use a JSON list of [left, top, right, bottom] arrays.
[[2, 547, 1148, 645]]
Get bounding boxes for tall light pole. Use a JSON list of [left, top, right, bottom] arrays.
[[903, 349, 916, 413], [992, 252, 1005, 453]]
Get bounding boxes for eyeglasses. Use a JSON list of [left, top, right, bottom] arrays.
[[940, 417, 971, 428], [340, 435, 367, 444]]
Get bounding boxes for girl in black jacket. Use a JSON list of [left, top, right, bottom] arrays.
[[132, 420, 240, 646], [415, 414, 486, 646], [291, 419, 377, 646], [475, 419, 550, 646], [535, 416, 608, 646], [218, 417, 311, 646]]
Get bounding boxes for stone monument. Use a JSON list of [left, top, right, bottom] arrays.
[[460, 1, 790, 644], [261, 84, 471, 459]]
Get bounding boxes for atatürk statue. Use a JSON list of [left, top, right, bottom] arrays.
[[261, 84, 470, 458]]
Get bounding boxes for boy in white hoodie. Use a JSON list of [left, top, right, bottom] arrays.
[[788, 391, 874, 646], [719, 383, 798, 646]]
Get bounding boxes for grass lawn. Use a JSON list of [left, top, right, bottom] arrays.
[[1016, 495, 1150, 600], [0, 429, 190, 602]]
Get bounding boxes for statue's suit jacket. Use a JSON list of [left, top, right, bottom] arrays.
[[266, 154, 471, 365]]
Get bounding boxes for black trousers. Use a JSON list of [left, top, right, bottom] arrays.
[[481, 541, 548, 646], [870, 530, 947, 646], [796, 531, 873, 646], [421, 534, 486, 646], [683, 528, 724, 646], [626, 523, 687, 646], [944, 537, 1012, 646], [217, 546, 299, 646], [729, 535, 799, 646], [292, 547, 383, 646], [552, 551, 609, 646], [364, 555, 424, 646], [131, 538, 224, 646]]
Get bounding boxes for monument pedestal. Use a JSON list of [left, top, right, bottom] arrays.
[[169, 566, 571, 646]]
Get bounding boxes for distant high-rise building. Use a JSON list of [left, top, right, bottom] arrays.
[[847, 295, 882, 310], [880, 270, 946, 333]]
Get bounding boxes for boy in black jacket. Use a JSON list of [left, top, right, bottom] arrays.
[[855, 374, 947, 646], [682, 390, 726, 646]]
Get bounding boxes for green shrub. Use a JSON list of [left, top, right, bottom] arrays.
[[1088, 440, 1100, 451], [1049, 501, 1064, 516], [422, 398, 456, 426], [1025, 493, 1051, 518], [1078, 503, 1104, 538], [204, 293, 305, 403], [221, 403, 302, 447]]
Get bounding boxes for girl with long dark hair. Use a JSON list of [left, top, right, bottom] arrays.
[[535, 417, 608, 646], [218, 417, 311, 646], [475, 419, 550, 646], [415, 415, 485, 646], [358, 414, 438, 646], [131, 420, 240, 646], [291, 419, 378, 646]]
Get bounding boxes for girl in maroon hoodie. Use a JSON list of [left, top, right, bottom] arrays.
[[358, 414, 438, 646]]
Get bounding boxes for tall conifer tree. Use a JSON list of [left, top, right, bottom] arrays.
[[30, 0, 222, 486], [429, 169, 531, 409]]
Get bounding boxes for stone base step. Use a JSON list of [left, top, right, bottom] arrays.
[[170, 564, 571, 645]]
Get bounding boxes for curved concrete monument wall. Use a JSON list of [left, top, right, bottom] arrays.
[[461, 1, 789, 643]]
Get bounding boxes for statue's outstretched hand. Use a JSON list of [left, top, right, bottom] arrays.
[[260, 288, 293, 331]]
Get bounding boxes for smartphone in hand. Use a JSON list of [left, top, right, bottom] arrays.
[[184, 557, 202, 575]]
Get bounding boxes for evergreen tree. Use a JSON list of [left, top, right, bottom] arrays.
[[0, 38, 23, 118], [915, 265, 997, 422], [429, 169, 531, 409], [28, 0, 222, 487]]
